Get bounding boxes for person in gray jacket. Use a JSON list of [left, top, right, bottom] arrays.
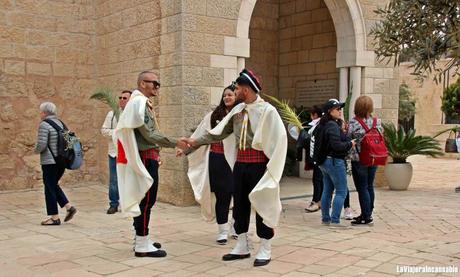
[[34, 102, 77, 225]]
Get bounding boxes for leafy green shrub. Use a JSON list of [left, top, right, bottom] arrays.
[[399, 83, 416, 121], [441, 79, 460, 120]]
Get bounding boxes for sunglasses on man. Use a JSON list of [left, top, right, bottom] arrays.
[[143, 80, 161, 89], [118, 96, 129, 100]]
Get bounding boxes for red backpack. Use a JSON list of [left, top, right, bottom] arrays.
[[355, 117, 388, 166]]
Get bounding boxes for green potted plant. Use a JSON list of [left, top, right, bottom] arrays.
[[383, 123, 443, 190], [441, 79, 460, 122]]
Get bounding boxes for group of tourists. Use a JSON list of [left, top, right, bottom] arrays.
[[302, 96, 381, 228], [34, 68, 383, 267]]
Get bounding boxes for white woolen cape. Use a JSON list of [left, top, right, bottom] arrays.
[[187, 111, 236, 221], [194, 96, 287, 228], [114, 90, 153, 217]]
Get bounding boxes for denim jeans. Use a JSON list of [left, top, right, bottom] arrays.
[[319, 157, 348, 223], [108, 156, 119, 208], [351, 161, 377, 219]]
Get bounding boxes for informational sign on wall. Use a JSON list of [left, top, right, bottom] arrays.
[[295, 79, 338, 108]]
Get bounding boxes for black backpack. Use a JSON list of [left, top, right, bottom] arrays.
[[295, 128, 310, 162], [44, 119, 83, 170], [311, 123, 328, 166]]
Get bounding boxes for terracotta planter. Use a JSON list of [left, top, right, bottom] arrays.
[[384, 162, 413, 190]]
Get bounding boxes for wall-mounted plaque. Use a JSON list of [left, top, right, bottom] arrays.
[[295, 79, 338, 108]]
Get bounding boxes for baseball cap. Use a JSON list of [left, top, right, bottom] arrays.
[[322, 98, 345, 113]]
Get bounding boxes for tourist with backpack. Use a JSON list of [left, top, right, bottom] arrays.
[[313, 99, 355, 228], [34, 102, 77, 226], [304, 105, 323, 213], [303, 110, 354, 218], [347, 96, 386, 226]]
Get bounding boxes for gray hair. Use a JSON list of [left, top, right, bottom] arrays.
[[39, 102, 57, 115], [137, 70, 157, 85]]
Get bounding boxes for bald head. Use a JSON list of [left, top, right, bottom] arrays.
[[137, 70, 160, 97]]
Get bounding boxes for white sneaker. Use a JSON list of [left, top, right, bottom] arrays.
[[305, 201, 320, 213], [344, 207, 354, 220], [329, 222, 351, 229]]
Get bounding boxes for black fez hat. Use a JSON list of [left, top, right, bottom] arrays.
[[235, 69, 262, 93]]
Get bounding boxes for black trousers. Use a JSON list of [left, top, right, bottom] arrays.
[[133, 159, 159, 236], [233, 162, 274, 240], [42, 164, 68, 215], [209, 152, 234, 224], [344, 189, 350, 209], [312, 165, 323, 203]]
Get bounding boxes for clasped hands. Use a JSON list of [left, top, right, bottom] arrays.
[[175, 137, 196, 157]]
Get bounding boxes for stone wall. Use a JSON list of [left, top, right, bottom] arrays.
[[278, 0, 338, 103], [157, 0, 240, 205], [246, 0, 338, 104], [0, 1, 98, 190], [399, 60, 459, 136], [246, 0, 279, 97], [93, 0, 162, 192], [360, 0, 399, 123], [0, 0, 165, 195]]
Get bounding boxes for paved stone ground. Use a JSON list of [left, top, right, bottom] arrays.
[[0, 156, 459, 276]]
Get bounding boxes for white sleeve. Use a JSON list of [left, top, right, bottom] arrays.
[[101, 111, 114, 138]]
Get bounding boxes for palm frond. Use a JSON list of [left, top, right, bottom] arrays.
[[262, 94, 305, 130], [432, 126, 460, 138], [90, 87, 119, 118]]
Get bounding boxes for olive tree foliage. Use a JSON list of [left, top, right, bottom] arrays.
[[371, 0, 460, 82], [399, 83, 416, 121]]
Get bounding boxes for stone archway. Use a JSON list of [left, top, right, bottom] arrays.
[[232, 0, 375, 118], [235, 0, 373, 66]]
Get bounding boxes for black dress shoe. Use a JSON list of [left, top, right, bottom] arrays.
[[135, 249, 167, 258], [253, 258, 271, 267], [64, 206, 77, 222], [217, 238, 227, 245], [222, 253, 250, 261], [106, 206, 118, 214]]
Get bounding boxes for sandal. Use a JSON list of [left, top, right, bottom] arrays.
[[41, 218, 61, 225], [64, 206, 77, 222]]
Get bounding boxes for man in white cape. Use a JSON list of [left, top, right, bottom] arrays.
[[115, 70, 187, 258], [184, 69, 287, 267]]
